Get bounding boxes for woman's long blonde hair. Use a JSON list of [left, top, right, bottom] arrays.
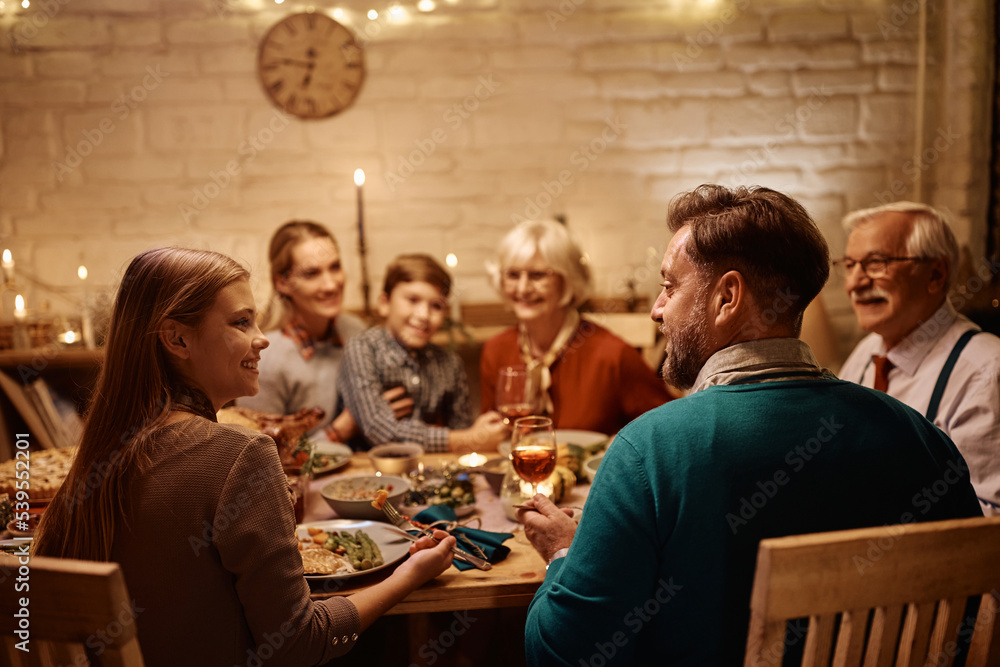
[[33, 247, 249, 561]]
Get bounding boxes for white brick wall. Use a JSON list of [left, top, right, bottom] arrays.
[[0, 0, 991, 364]]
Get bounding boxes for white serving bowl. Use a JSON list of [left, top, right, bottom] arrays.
[[582, 453, 605, 483], [368, 443, 424, 475], [320, 474, 410, 521]]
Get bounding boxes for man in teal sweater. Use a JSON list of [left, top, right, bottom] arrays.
[[517, 185, 982, 666]]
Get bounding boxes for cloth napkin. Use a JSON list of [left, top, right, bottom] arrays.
[[412, 505, 513, 571]]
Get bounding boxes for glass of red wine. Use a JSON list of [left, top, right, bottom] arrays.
[[496, 366, 536, 426], [510, 415, 557, 498]]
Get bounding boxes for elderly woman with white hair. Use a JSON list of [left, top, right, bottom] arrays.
[[479, 219, 673, 435]]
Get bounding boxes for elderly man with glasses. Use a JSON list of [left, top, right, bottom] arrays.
[[837, 201, 1000, 516]]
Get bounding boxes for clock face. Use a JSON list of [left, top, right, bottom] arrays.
[[257, 12, 365, 119]]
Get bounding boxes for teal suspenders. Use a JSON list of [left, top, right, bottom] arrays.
[[856, 329, 981, 421], [925, 329, 981, 422]]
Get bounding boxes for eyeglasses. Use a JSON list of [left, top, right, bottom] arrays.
[[831, 255, 930, 279], [502, 269, 556, 285]]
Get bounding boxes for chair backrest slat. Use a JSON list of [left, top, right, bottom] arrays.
[[832, 608, 868, 667], [0, 555, 144, 666], [744, 516, 1000, 667]]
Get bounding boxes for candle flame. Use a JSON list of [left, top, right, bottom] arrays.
[[2, 249, 10, 265], [446, 253, 458, 268], [354, 169, 365, 186], [78, 265, 88, 280], [14, 294, 24, 312]]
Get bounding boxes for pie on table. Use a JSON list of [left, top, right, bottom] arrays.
[[0, 446, 77, 500]]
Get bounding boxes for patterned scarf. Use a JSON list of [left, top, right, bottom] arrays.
[[168, 380, 217, 422], [517, 309, 580, 416], [283, 316, 343, 361]]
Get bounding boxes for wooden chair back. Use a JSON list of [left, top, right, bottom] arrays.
[[0, 554, 144, 666], [744, 516, 1000, 667]]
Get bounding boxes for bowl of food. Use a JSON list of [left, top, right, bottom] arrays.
[[368, 443, 424, 475], [320, 474, 410, 521], [582, 453, 605, 483]]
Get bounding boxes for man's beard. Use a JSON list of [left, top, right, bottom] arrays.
[[660, 308, 711, 391]]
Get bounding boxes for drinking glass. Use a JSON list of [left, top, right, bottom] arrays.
[[496, 366, 536, 425], [510, 416, 557, 498]]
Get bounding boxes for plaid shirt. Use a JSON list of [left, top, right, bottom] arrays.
[[339, 326, 473, 452]]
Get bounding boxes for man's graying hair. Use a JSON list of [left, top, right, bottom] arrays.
[[667, 184, 830, 334], [842, 201, 959, 290]]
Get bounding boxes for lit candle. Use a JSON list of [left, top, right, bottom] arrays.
[[354, 168, 372, 316], [458, 452, 487, 468], [2, 249, 13, 284], [13, 294, 28, 349], [446, 253, 461, 323]]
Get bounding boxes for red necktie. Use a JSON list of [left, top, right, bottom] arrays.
[[872, 355, 893, 392]]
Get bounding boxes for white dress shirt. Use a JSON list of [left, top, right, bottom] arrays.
[[840, 300, 1000, 515]]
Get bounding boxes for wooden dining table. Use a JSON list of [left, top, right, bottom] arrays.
[[300, 451, 592, 615]]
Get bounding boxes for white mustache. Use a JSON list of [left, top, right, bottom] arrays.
[[850, 286, 892, 303]]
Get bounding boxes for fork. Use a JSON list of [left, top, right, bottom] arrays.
[[379, 501, 492, 571]]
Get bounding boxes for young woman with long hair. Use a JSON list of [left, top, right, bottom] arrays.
[[34, 247, 455, 665]]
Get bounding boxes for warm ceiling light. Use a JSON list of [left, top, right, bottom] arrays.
[[21, 0, 29, 7], [417, 0, 435, 11], [446, 253, 458, 268], [332, 7, 344, 19], [367, 9, 378, 19]]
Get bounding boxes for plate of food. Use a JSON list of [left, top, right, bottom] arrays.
[[310, 439, 353, 476], [401, 470, 477, 518], [296, 519, 412, 580]]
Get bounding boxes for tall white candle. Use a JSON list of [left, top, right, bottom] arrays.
[[2, 249, 14, 284], [445, 253, 460, 323]]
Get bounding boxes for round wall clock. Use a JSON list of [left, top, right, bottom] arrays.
[[257, 12, 365, 119]]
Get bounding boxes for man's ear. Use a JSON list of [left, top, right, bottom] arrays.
[[926, 257, 949, 295], [711, 270, 747, 329], [376, 292, 390, 319], [160, 319, 191, 359]]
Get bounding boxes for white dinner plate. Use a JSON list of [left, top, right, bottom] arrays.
[[498, 429, 609, 458], [309, 437, 353, 476], [296, 519, 411, 580]]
